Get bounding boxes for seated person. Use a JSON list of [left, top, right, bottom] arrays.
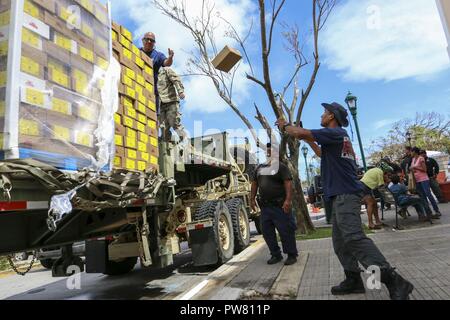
[[389, 175, 429, 222]]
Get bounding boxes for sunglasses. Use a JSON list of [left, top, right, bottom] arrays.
[[143, 38, 156, 43]]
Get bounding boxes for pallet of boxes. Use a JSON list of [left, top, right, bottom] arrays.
[[111, 21, 159, 173], [0, 0, 114, 170]]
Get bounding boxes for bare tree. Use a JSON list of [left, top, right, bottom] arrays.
[[153, 0, 337, 233]]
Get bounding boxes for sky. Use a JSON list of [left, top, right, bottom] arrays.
[[106, 0, 450, 180]]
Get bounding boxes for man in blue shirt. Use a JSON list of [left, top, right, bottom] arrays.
[[141, 32, 175, 109], [389, 175, 428, 219], [276, 102, 414, 300]]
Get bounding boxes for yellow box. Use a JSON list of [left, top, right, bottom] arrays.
[[137, 113, 147, 124], [0, 11, 10, 27], [125, 67, 136, 80], [119, 35, 131, 49], [21, 56, 41, 77], [136, 74, 146, 87], [150, 137, 158, 147], [19, 119, 40, 136], [52, 97, 72, 115], [137, 102, 146, 114], [80, 0, 94, 13], [97, 56, 109, 70], [24, 0, 41, 19], [0, 41, 9, 56], [52, 125, 70, 141], [125, 105, 137, 119], [138, 94, 147, 105], [140, 152, 149, 162], [126, 148, 137, 160], [138, 132, 148, 144], [125, 87, 136, 99], [138, 161, 146, 171], [136, 121, 145, 133], [135, 56, 145, 68], [131, 45, 140, 56], [125, 158, 136, 170], [126, 127, 137, 139], [114, 113, 121, 125], [123, 116, 134, 128], [148, 100, 156, 112], [115, 134, 123, 146], [138, 141, 147, 153], [148, 119, 157, 130], [23, 87, 45, 107], [22, 27, 42, 50], [78, 105, 95, 121], [81, 22, 94, 39], [75, 132, 93, 147], [144, 66, 153, 77], [122, 75, 134, 88], [114, 156, 122, 167], [150, 156, 158, 165], [125, 137, 136, 149], [80, 46, 94, 63], [145, 82, 154, 93]]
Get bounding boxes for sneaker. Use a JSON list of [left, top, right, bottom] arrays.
[[284, 255, 297, 266], [331, 271, 366, 295], [381, 269, 414, 300], [430, 214, 440, 220], [267, 255, 283, 265]]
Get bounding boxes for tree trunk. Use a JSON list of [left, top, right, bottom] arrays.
[[282, 137, 315, 234]]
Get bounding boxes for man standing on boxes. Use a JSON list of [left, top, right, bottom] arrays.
[[157, 67, 186, 142], [141, 32, 174, 110]]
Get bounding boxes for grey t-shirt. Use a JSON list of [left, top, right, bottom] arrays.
[[251, 162, 293, 201]]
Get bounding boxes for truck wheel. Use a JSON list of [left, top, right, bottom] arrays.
[[103, 257, 137, 276], [195, 201, 235, 264], [226, 199, 250, 253], [40, 259, 54, 270], [254, 215, 263, 235]]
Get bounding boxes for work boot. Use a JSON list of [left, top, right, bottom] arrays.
[[284, 255, 297, 266], [331, 270, 365, 295], [381, 268, 414, 300], [267, 255, 283, 265]]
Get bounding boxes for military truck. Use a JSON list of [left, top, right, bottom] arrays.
[[0, 132, 260, 277]]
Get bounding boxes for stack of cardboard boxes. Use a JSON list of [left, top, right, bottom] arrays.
[[111, 21, 159, 173], [0, 0, 112, 170]]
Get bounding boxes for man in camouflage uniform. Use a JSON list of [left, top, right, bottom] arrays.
[[157, 67, 186, 142]]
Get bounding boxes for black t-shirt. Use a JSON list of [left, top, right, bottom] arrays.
[[251, 162, 292, 201], [311, 128, 364, 200]]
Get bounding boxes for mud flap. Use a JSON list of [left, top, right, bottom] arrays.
[[188, 221, 218, 266]]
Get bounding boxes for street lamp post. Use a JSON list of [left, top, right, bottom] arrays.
[[301, 145, 310, 186], [345, 91, 367, 172], [308, 163, 315, 186]]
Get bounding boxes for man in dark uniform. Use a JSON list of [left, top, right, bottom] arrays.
[[250, 144, 298, 266], [276, 102, 414, 300], [140, 32, 174, 110]]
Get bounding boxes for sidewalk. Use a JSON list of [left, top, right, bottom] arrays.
[[180, 203, 450, 300]]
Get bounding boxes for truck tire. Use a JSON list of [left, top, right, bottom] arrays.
[[103, 257, 137, 276], [253, 215, 263, 235], [195, 200, 235, 264], [226, 198, 250, 253], [40, 259, 54, 270]]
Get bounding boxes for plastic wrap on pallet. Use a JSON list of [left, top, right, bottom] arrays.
[[0, 0, 117, 172]]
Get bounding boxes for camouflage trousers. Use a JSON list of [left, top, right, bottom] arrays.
[[160, 101, 185, 141]]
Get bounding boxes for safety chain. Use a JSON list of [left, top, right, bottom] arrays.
[[6, 252, 37, 276]]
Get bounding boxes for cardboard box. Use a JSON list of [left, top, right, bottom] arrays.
[[94, 36, 109, 60], [112, 21, 121, 33], [114, 134, 124, 147], [47, 60, 70, 88], [44, 39, 71, 63], [31, 0, 56, 13], [125, 148, 137, 160], [122, 115, 136, 130], [24, 0, 44, 21], [211, 45, 242, 73], [135, 121, 146, 134], [114, 155, 124, 168], [21, 43, 46, 79], [115, 146, 125, 157], [147, 109, 157, 121], [115, 123, 125, 136], [119, 46, 134, 69], [71, 53, 94, 75], [120, 25, 132, 41], [141, 51, 153, 66], [118, 33, 131, 50], [124, 136, 137, 150], [124, 158, 136, 170], [137, 131, 148, 144], [125, 127, 137, 139]]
